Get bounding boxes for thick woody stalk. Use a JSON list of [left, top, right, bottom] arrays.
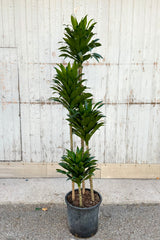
[[89, 176, 94, 202], [78, 66, 82, 77], [82, 181, 85, 194], [86, 144, 95, 201], [72, 181, 75, 201], [81, 137, 85, 194], [78, 184, 83, 207], [70, 125, 73, 151], [70, 125, 75, 201], [81, 138, 85, 194], [79, 66, 86, 195], [81, 138, 84, 149]]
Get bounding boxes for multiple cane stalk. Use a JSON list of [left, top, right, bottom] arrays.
[[51, 15, 104, 207], [70, 125, 75, 200]]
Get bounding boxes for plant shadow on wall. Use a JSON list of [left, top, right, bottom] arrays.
[[50, 15, 105, 238]]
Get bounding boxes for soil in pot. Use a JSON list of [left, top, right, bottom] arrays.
[[67, 189, 100, 208], [65, 189, 102, 238]]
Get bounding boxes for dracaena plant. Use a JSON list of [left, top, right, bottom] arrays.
[[59, 15, 103, 194], [50, 62, 92, 113], [59, 15, 103, 66], [57, 147, 98, 207], [50, 15, 104, 207], [50, 62, 92, 200], [67, 99, 104, 201], [67, 99, 104, 147]]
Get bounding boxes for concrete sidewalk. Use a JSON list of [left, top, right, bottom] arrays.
[[0, 179, 160, 240], [0, 178, 160, 205]]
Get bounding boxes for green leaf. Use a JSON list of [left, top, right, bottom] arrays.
[[71, 15, 78, 29], [56, 169, 67, 175], [58, 15, 103, 64], [57, 147, 97, 185]]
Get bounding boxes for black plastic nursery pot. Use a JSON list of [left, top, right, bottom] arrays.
[[65, 189, 102, 238]]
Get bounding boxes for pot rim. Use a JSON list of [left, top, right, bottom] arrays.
[[65, 188, 102, 210]]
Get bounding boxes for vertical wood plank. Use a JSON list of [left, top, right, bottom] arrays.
[[29, 104, 41, 162], [50, 0, 63, 63], [0, 100, 5, 160], [0, 48, 21, 161], [105, 105, 117, 163], [106, 65, 119, 103], [119, 0, 133, 64], [84, 65, 107, 102], [148, 105, 160, 164], [115, 105, 127, 163], [38, 0, 50, 63], [0, 0, 4, 46], [97, 0, 109, 61], [154, 0, 160, 64], [0, 0, 16, 47], [107, 0, 122, 64], [131, 0, 146, 63], [21, 104, 31, 162]]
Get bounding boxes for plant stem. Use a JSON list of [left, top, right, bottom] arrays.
[[72, 181, 75, 201], [78, 66, 82, 77], [70, 125, 73, 151], [79, 66, 86, 195], [86, 144, 95, 202], [81, 138, 84, 149], [70, 125, 75, 201], [78, 184, 83, 207], [86, 144, 89, 151], [78, 65, 86, 196], [82, 181, 85, 194], [81, 138, 85, 194], [89, 176, 94, 202]]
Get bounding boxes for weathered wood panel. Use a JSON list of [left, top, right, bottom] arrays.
[[21, 103, 70, 163], [104, 104, 160, 164], [0, 0, 160, 169], [0, 0, 16, 47], [0, 48, 21, 161]]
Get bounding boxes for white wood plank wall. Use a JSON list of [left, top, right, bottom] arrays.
[[0, 0, 160, 165]]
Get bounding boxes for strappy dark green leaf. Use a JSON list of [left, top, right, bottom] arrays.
[[67, 99, 105, 145], [59, 15, 103, 65], [56, 147, 98, 185], [50, 62, 92, 110]]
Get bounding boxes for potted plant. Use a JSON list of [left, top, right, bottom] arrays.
[[57, 147, 102, 238], [58, 14, 103, 197], [50, 15, 104, 238]]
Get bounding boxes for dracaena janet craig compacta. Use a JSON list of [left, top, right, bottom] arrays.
[[50, 15, 105, 238]]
